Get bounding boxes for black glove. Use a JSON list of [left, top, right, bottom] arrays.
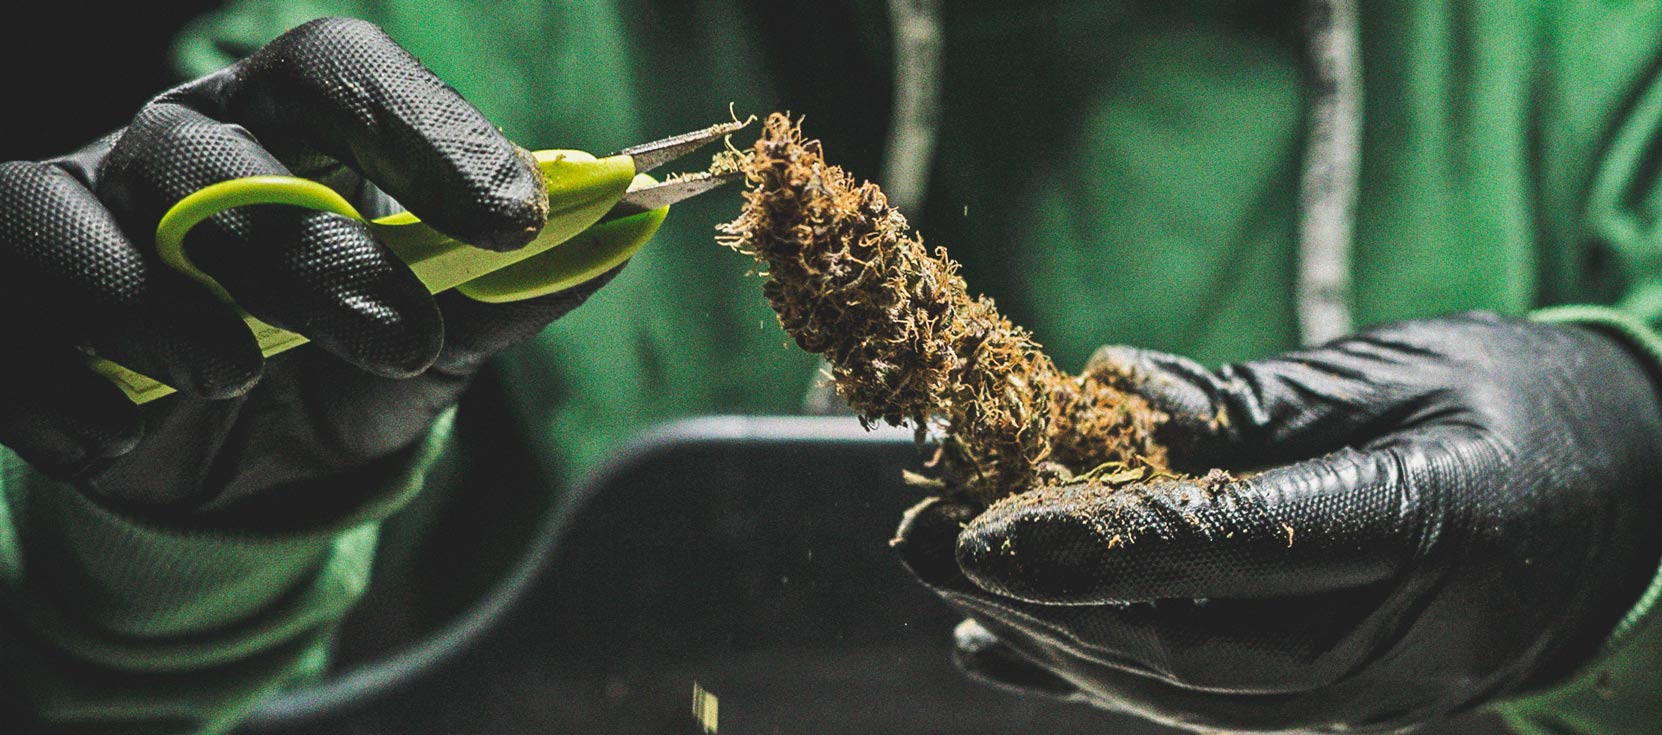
[[893, 312, 1662, 732], [0, 18, 611, 514]]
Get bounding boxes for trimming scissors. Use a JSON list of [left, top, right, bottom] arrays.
[[89, 120, 749, 404]]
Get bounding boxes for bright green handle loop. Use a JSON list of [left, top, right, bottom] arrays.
[[155, 176, 365, 302], [92, 150, 658, 403]]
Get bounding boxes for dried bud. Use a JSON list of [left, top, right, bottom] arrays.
[[719, 114, 1174, 502]]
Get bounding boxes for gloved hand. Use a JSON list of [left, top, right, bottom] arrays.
[[0, 18, 609, 514], [893, 312, 1662, 732]]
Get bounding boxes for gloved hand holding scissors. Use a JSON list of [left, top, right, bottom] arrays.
[[0, 17, 731, 514], [894, 312, 1662, 732]]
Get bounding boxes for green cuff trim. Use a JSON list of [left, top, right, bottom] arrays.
[[1, 408, 456, 671], [0, 409, 459, 727], [1535, 304, 1662, 388]]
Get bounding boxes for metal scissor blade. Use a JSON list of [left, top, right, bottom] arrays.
[[600, 172, 743, 222], [616, 119, 751, 173]]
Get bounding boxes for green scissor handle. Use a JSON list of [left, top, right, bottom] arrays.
[[89, 149, 670, 403]]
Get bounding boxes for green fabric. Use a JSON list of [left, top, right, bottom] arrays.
[[0, 410, 454, 734], [5, 0, 1662, 732]]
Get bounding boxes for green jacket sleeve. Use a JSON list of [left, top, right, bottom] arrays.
[[0, 411, 453, 734]]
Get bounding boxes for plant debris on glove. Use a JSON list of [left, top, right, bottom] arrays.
[[720, 114, 1179, 503]]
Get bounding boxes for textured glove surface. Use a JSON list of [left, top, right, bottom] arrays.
[[893, 312, 1662, 732], [0, 18, 608, 513]]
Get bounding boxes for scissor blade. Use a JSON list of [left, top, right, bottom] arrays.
[[600, 172, 743, 222], [617, 119, 751, 174]]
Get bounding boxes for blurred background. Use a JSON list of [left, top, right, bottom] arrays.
[[0, 6, 1511, 734], [0, 4, 219, 161]]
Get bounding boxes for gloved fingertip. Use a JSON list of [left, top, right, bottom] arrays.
[[147, 329, 265, 400], [453, 145, 549, 253], [71, 379, 145, 463], [892, 495, 981, 587], [951, 619, 1082, 700], [93, 421, 144, 461], [358, 319, 444, 379], [304, 272, 444, 379], [510, 145, 551, 239], [0, 377, 143, 476], [955, 482, 1151, 603], [90, 324, 262, 402]]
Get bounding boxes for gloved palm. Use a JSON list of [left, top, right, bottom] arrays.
[[894, 312, 1662, 732], [0, 18, 603, 513]]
